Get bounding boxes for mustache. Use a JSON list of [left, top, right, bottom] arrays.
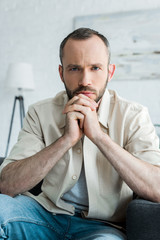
[[73, 86, 96, 95]]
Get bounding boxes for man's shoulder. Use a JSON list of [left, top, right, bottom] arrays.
[[29, 91, 67, 110], [108, 89, 147, 113]]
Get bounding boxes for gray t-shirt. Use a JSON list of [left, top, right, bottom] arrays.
[[62, 162, 89, 212]]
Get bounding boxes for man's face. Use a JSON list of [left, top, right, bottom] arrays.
[[59, 35, 115, 102]]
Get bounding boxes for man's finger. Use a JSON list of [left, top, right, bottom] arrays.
[[64, 104, 94, 115], [77, 94, 98, 107], [67, 111, 84, 129], [63, 95, 98, 113]]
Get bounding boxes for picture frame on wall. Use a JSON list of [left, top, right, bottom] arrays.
[[74, 9, 160, 81]]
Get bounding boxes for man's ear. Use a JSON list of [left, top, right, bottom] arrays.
[[59, 65, 64, 82], [108, 64, 115, 82]]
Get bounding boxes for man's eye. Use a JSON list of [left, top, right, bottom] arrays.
[[70, 67, 79, 71], [92, 66, 100, 71]]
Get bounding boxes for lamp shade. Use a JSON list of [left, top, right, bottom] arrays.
[[6, 63, 35, 90]]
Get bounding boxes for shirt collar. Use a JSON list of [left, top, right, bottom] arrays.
[[97, 89, 111, 129], [58, 92, 68, 129]]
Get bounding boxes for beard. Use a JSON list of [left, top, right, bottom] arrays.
[[63, 78, 109, 103]]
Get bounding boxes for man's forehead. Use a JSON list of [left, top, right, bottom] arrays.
[[64, 35, 108, 50], [62, 36, 109, 61]]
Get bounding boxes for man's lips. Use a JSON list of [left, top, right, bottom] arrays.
[[76, 91, 95, 97]]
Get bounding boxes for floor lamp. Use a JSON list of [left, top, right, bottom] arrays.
[[5, 63, 35, 157]]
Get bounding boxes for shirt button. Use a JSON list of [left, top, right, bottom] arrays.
[[77, 148, 81, 154], [72, 175, 77, 180]]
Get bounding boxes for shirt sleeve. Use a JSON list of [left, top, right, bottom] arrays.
[[124, 106, 160, 166], [0, 105, 45, 173]]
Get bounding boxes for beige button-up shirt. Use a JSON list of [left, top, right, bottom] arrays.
[[1, 89, 160, 223]]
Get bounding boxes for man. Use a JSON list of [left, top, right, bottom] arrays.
[[0, 28, 160, 240]]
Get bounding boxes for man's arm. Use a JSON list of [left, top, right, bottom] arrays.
[[94, 132, 160, 202], [0, 136, 71, 196], [64, 94, 160, 202], [0, 108, 85, 197]]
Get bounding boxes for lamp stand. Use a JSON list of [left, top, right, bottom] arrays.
[[5, 95, 25, 157]]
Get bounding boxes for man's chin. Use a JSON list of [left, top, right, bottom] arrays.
[[69, 92, 102, 103], [65, 88, 105, 102], [76, 92, 96, 99]]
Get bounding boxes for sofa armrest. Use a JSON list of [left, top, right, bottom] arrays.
[[0, 157, 5, 165], [126, 199, 160, 240]]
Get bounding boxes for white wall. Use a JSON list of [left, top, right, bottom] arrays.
[[0, 0, 160, 156]]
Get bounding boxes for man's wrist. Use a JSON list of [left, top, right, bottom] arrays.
[[92, 129, 109, 146], [61, 134, 78, 149]]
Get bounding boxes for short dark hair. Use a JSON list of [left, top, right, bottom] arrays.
[[59, 27, 111, 65]]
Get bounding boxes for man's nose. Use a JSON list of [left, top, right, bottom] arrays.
[[78, 70, 92, 86]]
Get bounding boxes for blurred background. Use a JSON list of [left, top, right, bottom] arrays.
[[0, 0, 160, 157]]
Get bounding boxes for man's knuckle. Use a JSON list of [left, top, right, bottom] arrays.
[[86, 106, 91, 111]]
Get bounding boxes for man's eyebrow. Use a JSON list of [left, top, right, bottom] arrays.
[[66, 64, 81, 70], [66, 63, 103, 69]]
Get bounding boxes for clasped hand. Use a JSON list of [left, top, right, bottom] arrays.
[[63, 94, 102, 146]]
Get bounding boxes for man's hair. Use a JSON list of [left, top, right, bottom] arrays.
[[59, 27, 111, 65]]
